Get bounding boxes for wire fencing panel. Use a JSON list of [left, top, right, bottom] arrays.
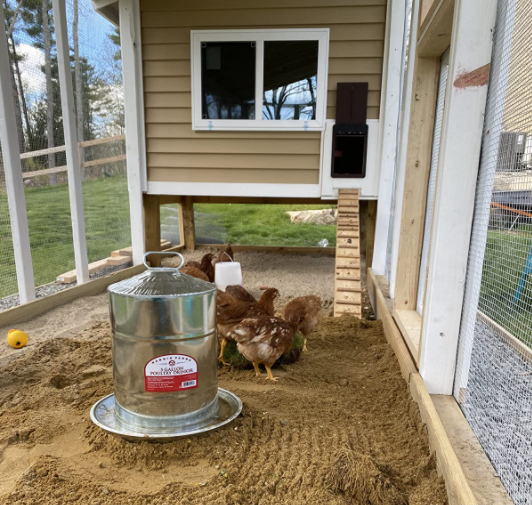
[[65, 0, 131, 276], [454, 0, 532, 502], [0, 0, 129, 308]]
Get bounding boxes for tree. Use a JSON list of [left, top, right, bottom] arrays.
[[3, 0, 26, 154], [73, 0, 84, 178]]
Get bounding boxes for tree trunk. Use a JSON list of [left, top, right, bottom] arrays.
[[9, 53, 25, 154], [73, 0, 84, 180], [10, 34, 32, 151], [42, 0, 56, 185]]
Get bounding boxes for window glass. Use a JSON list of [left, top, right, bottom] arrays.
[[263, 41, 319, 120], [201, 42, 255, 120]]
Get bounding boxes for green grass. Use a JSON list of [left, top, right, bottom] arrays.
[[171, 203, 337, 247], [0, 176, 131, 298], [479, 229, 532, 347], [1, 181, 336, 299]]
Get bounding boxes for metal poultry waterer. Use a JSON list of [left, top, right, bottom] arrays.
[[90, 252, 241, 440]]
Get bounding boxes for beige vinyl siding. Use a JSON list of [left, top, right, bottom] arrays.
[[140, 0, 386, 185]]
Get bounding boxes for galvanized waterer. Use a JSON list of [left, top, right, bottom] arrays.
[[90, 252, 241, 439]]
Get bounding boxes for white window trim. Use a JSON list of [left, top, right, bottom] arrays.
[[190, 29, 330, 131]]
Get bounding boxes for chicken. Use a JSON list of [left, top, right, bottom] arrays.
[[224, 285, 257, 303], [180, 266, 210, 282], [282, 295, 322, 352], [185, 253, 215, 282], [213, 244, 234, 265], [216, 288, 279, 365], [228, 316, 297, 381]]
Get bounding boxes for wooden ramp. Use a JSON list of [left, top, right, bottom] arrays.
[[334, 189, 362, 318]]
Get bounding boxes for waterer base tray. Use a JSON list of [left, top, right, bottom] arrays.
[[90, 388, 242, 441]]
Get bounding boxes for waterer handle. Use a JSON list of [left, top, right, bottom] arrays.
[[142, 251, 185, 271]]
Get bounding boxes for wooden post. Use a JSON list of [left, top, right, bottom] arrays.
[[0, 7, 35, 303], [389, 0, 421, 297], [119, 0, 147, 266], [419, 0, 497, 394], [177, 202, 186, 248], [143, 195, 161, 267], [393, 54, 440, 311], [182, 196, 196, 251], [52, 0, 90, 284], [372, 0, 407, 276], [366, 200, 377, 269]]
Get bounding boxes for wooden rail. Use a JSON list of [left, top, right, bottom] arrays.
[[19, 134, 126, 179]]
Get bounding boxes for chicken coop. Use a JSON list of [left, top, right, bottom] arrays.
[[0, 0, 531, 503]]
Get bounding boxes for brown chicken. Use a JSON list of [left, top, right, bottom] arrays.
[[180, 266, 210, 282], [213, 244, 234, 265], [185, 253, 215, 282], [228, 316, 297, 381], [216, 288, 279, 365], [225, 285, 257, 303], [283, 295, 322, 351]]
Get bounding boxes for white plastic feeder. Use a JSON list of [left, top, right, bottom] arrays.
[[215, 254, 243, 291]]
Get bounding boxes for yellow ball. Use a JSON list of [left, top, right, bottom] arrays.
[[7, 329, 28, 349]]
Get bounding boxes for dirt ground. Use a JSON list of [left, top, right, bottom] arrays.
[[0, 251, 446, 504]]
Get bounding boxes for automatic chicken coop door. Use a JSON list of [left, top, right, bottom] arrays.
[[90, 252, 242, 440]]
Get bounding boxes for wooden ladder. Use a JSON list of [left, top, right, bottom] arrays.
[[334, 189, 362, 318]]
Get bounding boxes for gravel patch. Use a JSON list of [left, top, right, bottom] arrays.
[[461, 317, 532, 505]]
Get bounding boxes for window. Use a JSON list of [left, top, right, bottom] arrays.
[[191, 29, 329, 131]]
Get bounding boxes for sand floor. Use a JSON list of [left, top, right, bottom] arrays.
[[0, 251, 445, 504]]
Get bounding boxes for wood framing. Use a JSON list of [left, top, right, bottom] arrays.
[[198, 244, 335, 256], [0, 263, 148, 328], [418, 0, 455, 57], [119, 0, 147, 265], [394, 309, 422, 361], [0, 7, 36, 304], [368, 268, 482, 505], [410, 374, 477, 505], [368, 268, 417, 381], [365, 200, 377, 268], [143, 194, 161, 266], [419, 0, 497, 394], [389, 0, 421, 297], [393, 54, 440, 311], [372, 0, 406, 275], [182, 196, 196, 251], [53, 0, 90, 285]]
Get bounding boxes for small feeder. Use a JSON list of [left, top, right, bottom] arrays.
[[90, 252, 242, 440]]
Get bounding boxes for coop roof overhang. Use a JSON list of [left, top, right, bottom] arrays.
[[92, 0, 119, 26]]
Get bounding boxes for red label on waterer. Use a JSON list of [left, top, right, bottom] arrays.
[[144, 354, 198, 392]]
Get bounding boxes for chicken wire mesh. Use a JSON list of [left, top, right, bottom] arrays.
[[454, 0, 532, 502], [0, 0, 130, 308]]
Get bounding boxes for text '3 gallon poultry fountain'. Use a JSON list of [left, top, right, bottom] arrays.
[[90, 252, 242, 440]]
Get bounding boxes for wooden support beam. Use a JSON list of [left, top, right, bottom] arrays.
[[182, 196, 196, 251], [365, 200, 377, 268], [0, 264, 145, 328], [197, 244, 335, 256], [419, 0, 496, 394], [143, 194, 161, 266], [119, 0, 146, 265], [53, 0, 90, 285], [410, 374, 477, 505], [394, 55, 440, 311], [418, 0, 455, 57], [0, 7, 36, 303]]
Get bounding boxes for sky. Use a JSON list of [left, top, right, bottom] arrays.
[[10, 0, 119, 103]]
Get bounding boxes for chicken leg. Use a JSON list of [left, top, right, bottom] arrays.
[[218, 338, 230, 366], [252, 362, 261, 377], [303, 338, 308, 352], [265, 365, 278, 382]]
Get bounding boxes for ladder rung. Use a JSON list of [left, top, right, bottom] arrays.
[[337, 245, 359, 249], [336, 288, 361, 293]]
